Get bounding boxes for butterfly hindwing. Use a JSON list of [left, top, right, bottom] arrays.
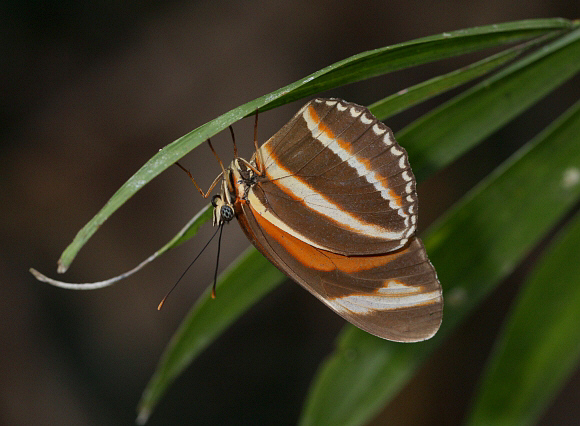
[[235, 197, 443, 342]]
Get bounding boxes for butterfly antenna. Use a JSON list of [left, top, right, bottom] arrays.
[[211, 222, 225, 299], [158, 225, 222, 310]]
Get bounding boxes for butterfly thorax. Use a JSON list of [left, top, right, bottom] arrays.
[[212, 158, 258, 227]]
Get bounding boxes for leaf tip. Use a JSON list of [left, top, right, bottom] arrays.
[[29, 267, 47, 282], [135, 408, 151, 425], [57, 259, 68, 274]]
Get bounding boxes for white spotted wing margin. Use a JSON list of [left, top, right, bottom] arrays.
[[231, 98, 443, 342]]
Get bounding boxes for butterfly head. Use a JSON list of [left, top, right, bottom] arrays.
[[211, 193, 234, 225], [211, 181, 235, 226], [211, 165, 238, 226]]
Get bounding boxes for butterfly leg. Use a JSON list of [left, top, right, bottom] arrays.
[[253, 108, 265, 175], [175, 139, 224, 198]]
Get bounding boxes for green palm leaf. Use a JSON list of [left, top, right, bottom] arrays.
[[466, 209, 580, 425], [56, 18, 571, 272], [29, 18, 580, 425]]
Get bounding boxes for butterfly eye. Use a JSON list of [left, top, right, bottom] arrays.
[[211, 195, 221, 208], [220, 205, 234, 222]]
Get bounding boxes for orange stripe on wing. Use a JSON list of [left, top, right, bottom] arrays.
[[327, 249, 407, 274], [310, 105, 336, 140], [250, 204, 334, 272], [250, 203, 405, 274]]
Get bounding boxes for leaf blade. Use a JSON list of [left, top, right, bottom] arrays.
[[399, 25, 580, 182], [369, 37, 534, 120], [57, 19, 573, 272], [466, 211, 580, 426], [29, 204, 214, 290], [136, 247, 286, 424], [263, 19, 573, 111]]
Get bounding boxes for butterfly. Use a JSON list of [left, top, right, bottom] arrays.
[[195, 98, 442, 342]]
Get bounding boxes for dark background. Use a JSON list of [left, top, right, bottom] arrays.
[[2, 1, 580, 425]]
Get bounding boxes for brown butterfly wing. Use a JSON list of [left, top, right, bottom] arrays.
[[233, 98, 443, 341], [250, 98, 418, 256], [234, 197, 443, 342]]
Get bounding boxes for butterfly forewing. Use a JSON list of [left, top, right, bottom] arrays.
[[250, 98, 417, 256]]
